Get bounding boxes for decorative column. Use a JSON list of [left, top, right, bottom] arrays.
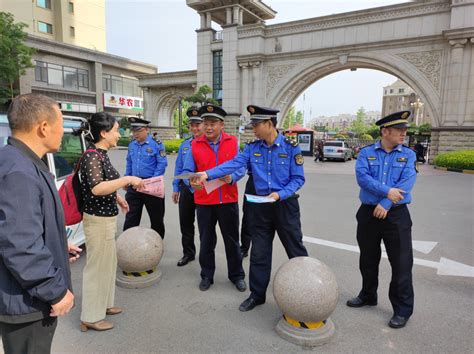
[[226, 7, 232, 25], [233, 6, 239, 25], [240, 63, 249, 114], [200, 13, 206, 29], [250, 61, 261, 106], [447, 39, 469, 125]]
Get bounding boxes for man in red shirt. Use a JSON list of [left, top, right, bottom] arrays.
[[183, 104, 246, 292]]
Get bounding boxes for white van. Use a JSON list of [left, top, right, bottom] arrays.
[[0, 113, 86, 246]]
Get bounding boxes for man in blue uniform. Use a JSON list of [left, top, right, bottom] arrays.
[[193, 105, 308, 312], [124, 117, 168, 238], [347, 111, 417, 329], [172, 107, 203, 267]]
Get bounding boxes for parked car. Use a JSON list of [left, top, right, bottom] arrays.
[[322, 140, 353, 162], [0, 113, 86, 246]]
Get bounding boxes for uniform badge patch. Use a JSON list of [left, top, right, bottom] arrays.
[[146, 147, 153, 153], [159, 150, 166, 157], [368, 156, 377, 160], [397, 157, 408, 162], [183, 147, 189, 151], [279, 153, 288, 158], [295, 154, 304, 165], [253, 153, 262, 157]]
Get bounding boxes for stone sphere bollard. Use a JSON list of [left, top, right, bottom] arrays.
[[273, 256, 338, 347], [116, 226, 164, 289]]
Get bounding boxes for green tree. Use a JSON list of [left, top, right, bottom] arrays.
[[295, 110, 304, 125], [0, 12, 35, 104], [185, 85, 218, 106], [350, 107, 368, 137], [173, 100, 191, 136], [366, 123, 380, 139], [282, 106, 296, 130]]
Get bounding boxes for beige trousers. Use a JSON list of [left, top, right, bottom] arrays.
[[81, 213, 118, 323]]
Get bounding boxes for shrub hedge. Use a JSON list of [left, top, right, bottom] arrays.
[[434, 150, 474, 170]]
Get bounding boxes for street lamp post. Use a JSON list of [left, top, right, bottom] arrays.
[[410, 98, 424, 126]]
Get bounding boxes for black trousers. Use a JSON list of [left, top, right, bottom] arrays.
[[250, 196, 308, 302], [356, 204, 414, 318], [196, 202, 245, 282], [178, 182, 196, 257], [0, 317, 57, 354], [240, 176, 256, 252], [124, 188, 165, 239]]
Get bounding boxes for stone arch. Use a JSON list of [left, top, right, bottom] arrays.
[[267, 53, 442, 128], [146, 87, 195, 127]]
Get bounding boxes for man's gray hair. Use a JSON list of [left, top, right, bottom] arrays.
[[7, 93, 59, 132]]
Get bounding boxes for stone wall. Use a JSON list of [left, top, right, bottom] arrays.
[[151, 127, 177, 141], [429, 128, 474, 163]]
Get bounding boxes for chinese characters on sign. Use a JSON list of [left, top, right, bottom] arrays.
[[103, 93, 143, 111]]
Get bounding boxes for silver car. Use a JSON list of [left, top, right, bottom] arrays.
[[323, 140, 353, 162]]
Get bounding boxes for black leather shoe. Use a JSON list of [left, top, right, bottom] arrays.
[[177, 255, 195, 267], [346, 296, 377, 308], [234, 279, 247, 292], [388, 315, 408, 329], [240, 249, 249, 258], [199, 277, 213, 291], [239, 297, 265, 312]]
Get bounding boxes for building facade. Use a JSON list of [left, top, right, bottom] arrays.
[[20, 35, 156, 120], [1, 0, 106, 52], [382, 79, 430, 125]]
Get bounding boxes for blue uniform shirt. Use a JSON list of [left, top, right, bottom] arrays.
[[125, 136, 168, 178], [356, 141, 417, 210], [206, 133, 305, 201], [173, 137, 193, 193]]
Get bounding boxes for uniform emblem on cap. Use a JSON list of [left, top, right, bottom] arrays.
[[192, 110, 198, 116], [401, 112, 409, 119], [129, 117, 136, 123], [207, 106, 214, 113], [249, 106, 255, 113]]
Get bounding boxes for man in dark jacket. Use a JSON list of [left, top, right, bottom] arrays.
[[0, 94, 75, 354]]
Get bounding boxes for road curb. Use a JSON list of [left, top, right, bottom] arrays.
[[434, 166, 474, 174]]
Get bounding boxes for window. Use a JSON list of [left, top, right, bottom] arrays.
[[212, 51, 223, 102], [102, 74, 112, 92], [78, 69, 89, 89], [47, 63, 63, 86], [34, 61, 89, 90], [54, 133, 84, 179], [37, 0, 51, 9], [70, 26, 75, 37], [35, 61, 48, 82], [123, 78, 135, 96], [38, 21, 53, 34], [63, 67, 78, 90], [399, 88, 405, 94], [68, 2, 74, 13], [111, 76, 123, 95], [389, 89, 394, 94]]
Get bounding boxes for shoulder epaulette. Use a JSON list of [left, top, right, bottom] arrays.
[[360, 143, 375, 150], [246, 139, 260, 145], [154, 139, 162, 145], [284, 138, 299, 147]]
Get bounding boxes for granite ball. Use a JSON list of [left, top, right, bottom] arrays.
[[116, 226, 163, 272], [273, 257, 338, 323]]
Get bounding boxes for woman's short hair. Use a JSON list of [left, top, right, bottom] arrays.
[[77, 112, 117, 143]]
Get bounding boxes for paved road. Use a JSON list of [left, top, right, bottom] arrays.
[[9, 151, 474, 353]]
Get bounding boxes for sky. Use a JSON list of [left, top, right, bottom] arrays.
[[106, 0, 412, 119]]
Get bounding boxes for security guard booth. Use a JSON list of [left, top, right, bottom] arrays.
[[284, 124, 314, 157]]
